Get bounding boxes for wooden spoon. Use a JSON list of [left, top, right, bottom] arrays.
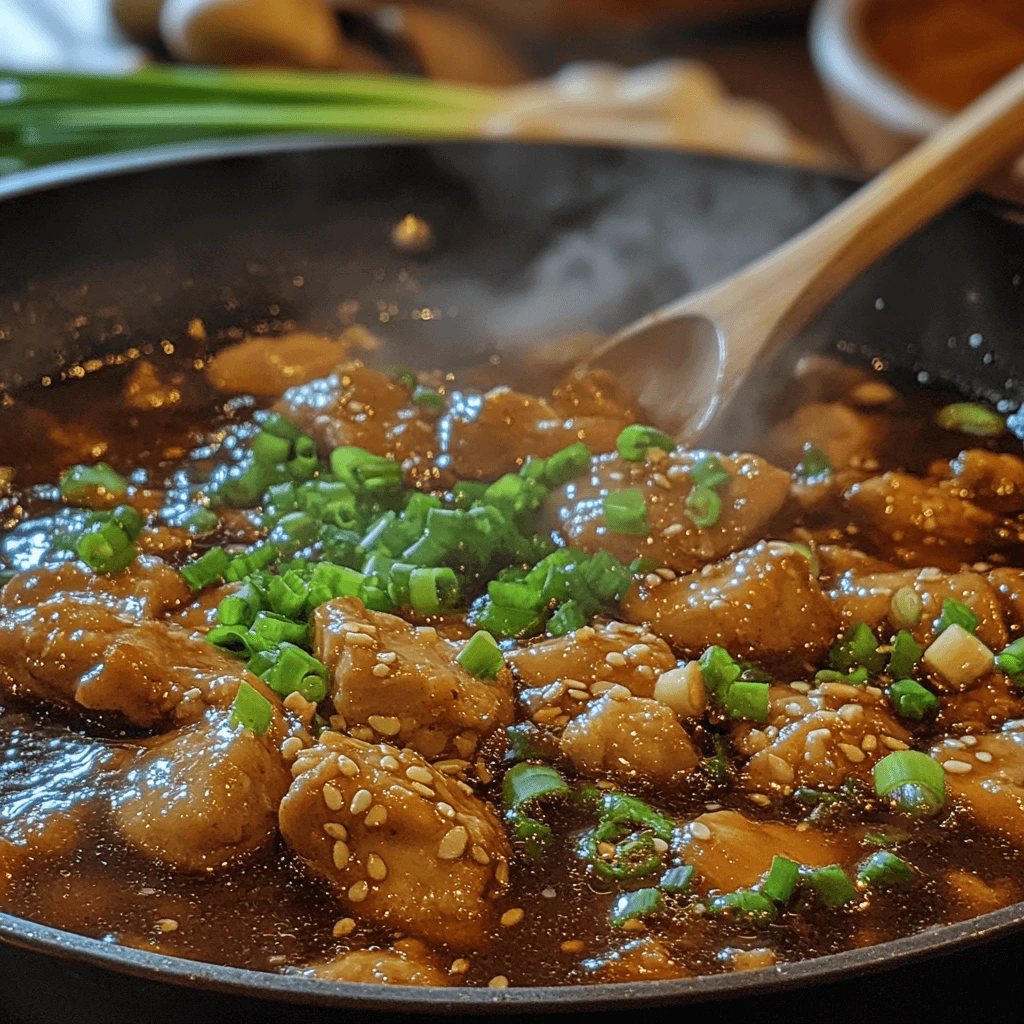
[[583, 64, 1024, 440]]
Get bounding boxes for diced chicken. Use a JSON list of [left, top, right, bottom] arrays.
[[827, 567, 1008, 651], [279, 737, 509, 947], [622, 541, 838, 673], [508, 620, 676, 726], [275, 363, 440, 487], [301, 940, 448, 986], [551, 450, 790, 574], [931, 728, 1024, 843], [945, 869, 1018, 918], [733, 681, 911, 792], [585, 936, 690, 982], [763, 401, 889, 471], [112, 705, 292, 872], [935, 449, 1024, 515], [0, 558, 246, 725], [937, 674, 1023, 734], [559, 693, 699, 785], [314, 597, 513, 760], [843, 472, 1024, 569], [816, 546, 895, 584], [676, 810, 851, 892], [548, 368, 636, 455]]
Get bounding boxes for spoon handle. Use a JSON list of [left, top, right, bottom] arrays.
[[717, 62, 1024, 339]]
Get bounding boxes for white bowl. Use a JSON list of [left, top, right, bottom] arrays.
[[809, 0, 948, 171]]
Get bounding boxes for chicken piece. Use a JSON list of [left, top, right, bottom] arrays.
[[945, 869, 1018, 918], [275, 363, 440, 487], [508, 620, 676, 726], [112, 705, 292, 872], [447, 386, 608, 481], [0, 558, 244, 725], [937, 674, 1023, 734], [935, 449, 1024, 515], [816, 546, 895, 584], [763, 401, 889, 471], [733, 681, 911, 792], [559, 692, 699, 785], [551, 450, 791, 574], [931, 728, 1024, 843], [843, 472, 1024, 569], [585, 936, 689, 982], [988, 568, 1024, 634], [676, 809, 851, 892], [279, 737, 509, 947], [548, 368, 635, 455], [827, 567, 1008, 651], [623, 541, 838, 673], [314, 598, 513, 760], [301, 940, 448, 986]]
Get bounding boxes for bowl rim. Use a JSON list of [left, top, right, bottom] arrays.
[[1, 135, 1024, 1011], [809, 0, 948, 137]]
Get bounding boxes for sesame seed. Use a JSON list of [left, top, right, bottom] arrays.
[[748, 793, 771, 806], [367, 715, 401, 736], [350, 789, 373, 814], [332, 841, 351, 869], [329, 714, 347, 730], [862, 734, 878, 751], [405, 765, 434, 784], [590, 681, 615, 696], [624, 643, 651, 660], [438, 826, 469, 860], [882, 736, 910, 750], [607, 684, 631, 701], [838, 703, 864, 722], [410, 782, 436, 798], [653, 472, 671, 490], [348, 881, 369, 903], [156, 918, 178, 932], [655, 567, 676, 580], [449, 959, 470, 975], [436, 801, 456, 819], [689, 822, 712, 840], [567, 688, 590, 701], [365, 805, 388, 827], [488, 976, 509, 989], [376, 651, 397, 663], [839, 743, 866, 763], [323, 783, 343, 811], [281, 736, 304, 760], [433, 759, 471, 774], [975, 750, 994, 763], [470, 844, 491, 864], [380, 755, 400, 771], [653, 838, 669, 853], [338, 756, 360, 777], [961, 735, 978, 746], [319, 730, 346, 746], [333, 917, 356, 937], [541, 887, 556, 898], [561, 939, 585, 953], [943, 759, 973, 774], [284, 691, 315, 719], [662, 523, 684, 537], [500, 908, 524, 927], [345, 631, 376, 647], [790, 682, 811, 692], [367, 854, 388, 881], [644, 573, 662, 588], [494, 860, 510, 885], [785, 702, 804, 717], [371, 664, 391, 678], [323, 822, 348, 840], [605, 651, 628, 668]]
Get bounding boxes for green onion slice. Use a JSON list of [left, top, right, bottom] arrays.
[[412, 385, 445, 412], [857, 850, 913, 886], [603, 489, 649, 535], [685, 485, 722, 529], [659, 865, 695, 894], [457, 630, 504, 680], [502, 762, 570, 813], [229, 681, 273, 735], [795, 443, 833, 480], [936, 597, 979, 636], [936, 402, 1005, 437], [616, 424, 676, 462], [707, 890, 777, 921], [723, 680, 770, 722], [801, 864, 858, 907], [890, 585, 922, 629], [887, 678, 938, 720], [690, 455, 730, 490], [610, 887, 663, 926], [180, 547, 231, 591], [888, 630, 923, 681], [761, 855, 801, 903], [873, 750, 946, 817]]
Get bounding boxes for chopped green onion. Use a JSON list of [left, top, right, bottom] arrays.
[[250, 431, 292, 466], [287, 436, 319, 481], [411, 385, 444, 411], [274, 511, 319, 545], [795, 444, 833, 480], [801, 864, 858, 907], [937, 598, 979, 636], [109, 504, 144, 540], [996, 637, 1024, 686], [616, 424, 676, 462], [857, 850, 913, 886], [707, 890, 777, 921], [690, 455, 730, 490], [255, 412, 304, 441], [261, 643, 329, 703], [603, 489, 649, 535], [252, 611, 310, 647], [790, 542, 820, 577], [503, 762, 570, 811], [936, 402, 1005, 437], [547, 599, 588, 637], [205, 623, 255, 656], [457, 630, 504, 680], [815, 665, 869, 685], [392, 368, 419, 389], [180, 504, 220, 535], [829, 621, 885, 675], [408, 566, 458, 615], [873, 750, 946, 817], [888, 630, 923, 681], [217, 581, 263, 628], [685, 485, 722, 529], [229, 681, 272, 735], [888, 678, 938, 720], [761, 856, 800, 903], [225, 542, 279, 582], [610, 887, 663, 927], [452, 480, 489, 509], [76, 520, 138, 575], [543, 442, 592, 487], [723, 680, 770, 722], [698, 646, 742, 699], [659, 865, 695, 894], [216, 462, 271, 508], [59, 462, 129, 504], [329, 446, 402, 493], [180, 547, 231, 591], [268, 571, 309, 618], [890, 585, 922, 629]]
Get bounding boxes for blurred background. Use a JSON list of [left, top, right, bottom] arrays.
[[1, 0, 1021, 184]]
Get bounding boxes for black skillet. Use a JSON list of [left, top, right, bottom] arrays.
[[2, 139, 1024, 1022]]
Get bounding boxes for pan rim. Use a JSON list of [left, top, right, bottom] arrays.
[[0, 135, 1020, 1010]]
